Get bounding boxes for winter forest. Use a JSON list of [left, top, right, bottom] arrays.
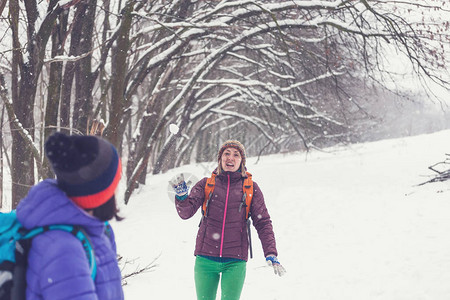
[[0, 0, 450, 209]]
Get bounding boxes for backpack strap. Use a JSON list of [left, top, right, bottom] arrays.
[[20, 225, 97, 280], [202, 173, 216, 218], [240, 171, 254, 258], [239, 172, 253, 220], [104, 221, 113, 240]]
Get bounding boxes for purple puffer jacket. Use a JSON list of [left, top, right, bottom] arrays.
[[16, 179, 124, 300], [176, 170, 277, 261]]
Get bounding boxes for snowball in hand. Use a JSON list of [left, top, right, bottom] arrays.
[[169, 124, 179, 134]]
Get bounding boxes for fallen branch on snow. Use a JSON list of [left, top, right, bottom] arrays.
[[119, 254, 160, 286], [418, 154, 450, 186]]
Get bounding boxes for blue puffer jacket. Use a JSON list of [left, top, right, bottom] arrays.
[[16, 179, 124, 300]]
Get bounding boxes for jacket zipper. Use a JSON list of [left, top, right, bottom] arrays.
[[220, 174, 230, 257]]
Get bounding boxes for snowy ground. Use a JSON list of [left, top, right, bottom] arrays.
[[114, 130, 450, 300]]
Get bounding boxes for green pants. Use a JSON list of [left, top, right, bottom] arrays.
[[194, 256, 247, 300]]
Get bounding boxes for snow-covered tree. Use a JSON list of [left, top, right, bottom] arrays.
[[0, 0, 449, 206]]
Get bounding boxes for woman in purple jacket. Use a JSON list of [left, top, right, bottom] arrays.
[[173, 140, 285, 300], [16, 132, 124, 300]]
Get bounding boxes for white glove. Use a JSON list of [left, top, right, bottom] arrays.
[[266, 255, 286, 277], [169, 174, 189, 198], [172, 180, 188, 197]]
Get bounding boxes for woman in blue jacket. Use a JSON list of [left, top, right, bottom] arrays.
[[16, 132, 124, 300]]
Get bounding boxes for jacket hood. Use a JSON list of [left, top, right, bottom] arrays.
[[16, 179, 105, 237]]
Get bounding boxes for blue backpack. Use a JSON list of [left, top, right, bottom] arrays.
[[0, 211, 97, 300]]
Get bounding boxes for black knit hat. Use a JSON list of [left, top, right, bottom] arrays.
[[45, 132, 121, 209]]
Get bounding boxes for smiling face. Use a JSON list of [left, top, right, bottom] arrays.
[[220, 147, 242, 173]]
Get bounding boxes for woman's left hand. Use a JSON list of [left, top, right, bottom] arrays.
[[265, 255, 286, 277]]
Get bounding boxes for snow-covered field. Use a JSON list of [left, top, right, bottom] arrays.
[[114, 130, 450, 300]]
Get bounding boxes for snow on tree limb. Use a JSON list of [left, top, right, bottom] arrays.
[[209, 108, 279, 148], [0, 75, 44, 177]]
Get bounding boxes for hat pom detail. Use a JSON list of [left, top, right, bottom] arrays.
[[45, 132, 98, 173]]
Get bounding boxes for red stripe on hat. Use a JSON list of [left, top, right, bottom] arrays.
[[70, 159, 122, 209]]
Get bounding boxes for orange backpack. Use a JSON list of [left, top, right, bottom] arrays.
[[202, 171, 253, 220]]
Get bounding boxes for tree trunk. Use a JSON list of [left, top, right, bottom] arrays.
[[72, 0, 97, 134], [0, 86, 4, 208], [9, 0, 34, 208], [44, 14, 68, 178], [105, 1, 134, 148], [9, 0, 65, 206]]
